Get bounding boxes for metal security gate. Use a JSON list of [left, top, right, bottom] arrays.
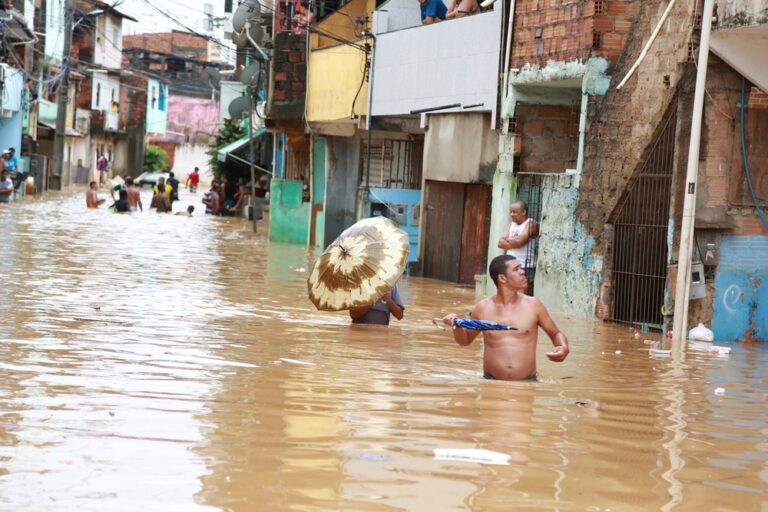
[[360, 139, 423, 189], [516, 172, 544, 270], [611, 108, 677, 328]]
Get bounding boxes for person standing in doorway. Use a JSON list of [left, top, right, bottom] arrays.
[[96, 153, 109, 186], [498, 200, 539, 295]]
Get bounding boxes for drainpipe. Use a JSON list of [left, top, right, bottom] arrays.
[[500, 0, 515, 134], [671, 0, 715, 347], [616, 0, 678, 91]]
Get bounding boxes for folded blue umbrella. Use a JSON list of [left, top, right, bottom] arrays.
[[452, 318, 517, 331]]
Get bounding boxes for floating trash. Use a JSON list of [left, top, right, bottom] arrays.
[[433, 448, 510, 465]]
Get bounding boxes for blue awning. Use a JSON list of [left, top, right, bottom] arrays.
[[216, 128, 266, 162]]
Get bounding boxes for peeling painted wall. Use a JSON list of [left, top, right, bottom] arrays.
[[536, 173, 603, 316], [712, 235, 768, 341], [717, 0, 768, 28], [423, 113, 498, 184]]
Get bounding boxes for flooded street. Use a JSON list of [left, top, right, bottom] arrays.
[[0, 190, 766, 511]]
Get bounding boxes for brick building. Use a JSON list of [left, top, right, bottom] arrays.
[[487, 0, 768, 341]]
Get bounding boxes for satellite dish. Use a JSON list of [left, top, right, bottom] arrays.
[[232, 29, 249, 47], [241, 62, 261, 85], [232, 0, 261, 32], [246, 22, 264, 44], [228, 95, 251, 119], [205, 67, 222, 82]]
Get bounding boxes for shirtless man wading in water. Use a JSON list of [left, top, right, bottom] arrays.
[[442, 254, 569, 380]]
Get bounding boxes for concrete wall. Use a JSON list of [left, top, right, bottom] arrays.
[[718, 0, 768, 28], [370, 7, 501, 118], [372, 0, 423, 33], [0, 67, 23, 156], [91, 72, 121, 111], [323, 136, 359, 246], [423, 113, 497, 184], [172, 143, 213, 182], [535, 173, 603, 316], [269, 179, 310, 244], [44, 0, 65, 62], [146, 79, 168, 135], [94, 15, 123, 70], [307, 44, 368, 122]]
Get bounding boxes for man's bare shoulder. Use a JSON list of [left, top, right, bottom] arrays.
[[473, 296, 497, 314]]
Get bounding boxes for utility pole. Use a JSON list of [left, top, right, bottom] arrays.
[[671, 0, 716, 347], [52, 0, 75, 186]]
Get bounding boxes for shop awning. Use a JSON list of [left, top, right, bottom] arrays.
[[216, 128, 267, 162]]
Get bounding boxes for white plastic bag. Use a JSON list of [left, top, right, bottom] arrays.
[[688, 323, 714, 342]]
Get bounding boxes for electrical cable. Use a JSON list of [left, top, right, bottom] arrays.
[[740, 76, 768, 230]]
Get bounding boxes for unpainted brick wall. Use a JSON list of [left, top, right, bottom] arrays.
[[119, 75, 148, 131], [516, 104, 579, 173], [511, 0, 639, 69], [575, 0, 695, 243], [268, 32, 307, 121], [123, 32, 209, 62]]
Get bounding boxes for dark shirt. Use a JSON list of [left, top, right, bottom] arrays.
[[167, 177, 180, 200], [352, 285, 405, 325], [420, 0, 447, 21], [113, 199, 130, 212]]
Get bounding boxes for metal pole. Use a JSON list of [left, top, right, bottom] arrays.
[[671, 0, 715, 347], [52, 0, 74, 186], [248, 90, 257, 233]]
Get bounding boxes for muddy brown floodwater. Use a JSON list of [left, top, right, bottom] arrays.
[[0, 190, 766, 511]]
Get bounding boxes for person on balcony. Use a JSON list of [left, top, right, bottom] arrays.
[[418, 0, 447, 24], [446, 0, 478, 18], [292, 0, 317, 31]]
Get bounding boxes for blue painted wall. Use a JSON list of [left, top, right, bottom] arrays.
[[712, 235, 768, 341], [366, 188, 421, 262]]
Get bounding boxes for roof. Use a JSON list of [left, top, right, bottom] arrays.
[[87, 0, 138, 22], [217, 128, 267, 162]]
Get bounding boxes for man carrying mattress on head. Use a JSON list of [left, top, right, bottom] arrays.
[[442, 254, 569, 381]]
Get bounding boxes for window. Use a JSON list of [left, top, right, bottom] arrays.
[[151, 87, 157, 109], [159, 85, 167, 112], [95, 83, 101, 107]]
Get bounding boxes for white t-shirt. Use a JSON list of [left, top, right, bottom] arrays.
[[505, 218, 536, 268]]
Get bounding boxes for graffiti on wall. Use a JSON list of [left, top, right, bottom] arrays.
[[712, 235, 768, 341]]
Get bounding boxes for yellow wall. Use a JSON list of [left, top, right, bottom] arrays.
[[306, 0, 374, 123], [307, 44, 368, 122]]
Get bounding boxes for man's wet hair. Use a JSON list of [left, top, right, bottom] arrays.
[[125, 176, 133, 185], [169, 172, 175, 178], [89, 181, 97, 188], [187, 205, 194, 213], [489, 254, 517, 286]]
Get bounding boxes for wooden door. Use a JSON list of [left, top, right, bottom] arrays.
[[424, 180, 465, 282], [458, 184, 492, 284]]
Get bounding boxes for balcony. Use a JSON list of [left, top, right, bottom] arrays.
[[306, 0, 373, 124], [710, 1, 768, 92], [370, 6, 502, 118]]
